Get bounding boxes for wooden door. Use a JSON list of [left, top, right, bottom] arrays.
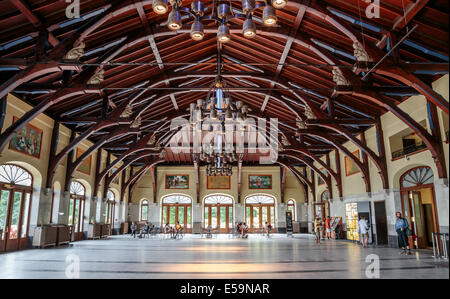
[[374, 201, 388, 245], [0, 188, 31, 252]]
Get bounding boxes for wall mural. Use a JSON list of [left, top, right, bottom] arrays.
[[248, 175, 272, 189], [166, 175, 189, 189], [76, 148, 91, 175], [9, 116, 43, 159], [345, 150, 361, 176], [207, 176, 231, 189]]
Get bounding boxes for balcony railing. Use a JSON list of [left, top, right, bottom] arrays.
[[392, 142, 427, 159]]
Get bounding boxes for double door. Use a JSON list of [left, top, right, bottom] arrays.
[[401, 188, 437, 249], [204, 204, 233, 233], [68, 196, 85, 241], [245, 204, 275, 232], [0, 187, 31, 252], [106, 200, 115, 234], [162, 204, 192, 232]]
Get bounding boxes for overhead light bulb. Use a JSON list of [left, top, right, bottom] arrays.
[[242, 0, 255, 14], [152, 0, 168, 15], [242, 18, 256, 38], [217, 24, 231, 43], [263, 5, 277, 26], [190, 20, 204, 41], [167, 10, 182, 30], [271, 0, 287, 9]]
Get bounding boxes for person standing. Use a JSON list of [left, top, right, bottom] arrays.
[[357, 216, 369, 248], [395, 212, 412, 255], [325, 216, 332, 240], [314, 217, 322, 244], [130, 222, 137, 238]]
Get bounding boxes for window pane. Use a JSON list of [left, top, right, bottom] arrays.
[[68, 199, 74, 225], [0, 190, 9, 240], [211, 207, 217, 228], [80, 200, 85, 232], [204, 206, 209, 226], [253, 207, 259, 228], [228, 207, 233, 228], [9, 192, 22, 239], [162, 206, 167, 225], [262, 206, 268, 224], [169, 206, 176, 226], [186, 206, 191, 228], [178, 206, 185, 226], [74, 199, 80, 232], [220, 206, 226, 228], [246, 206, 250, 224]]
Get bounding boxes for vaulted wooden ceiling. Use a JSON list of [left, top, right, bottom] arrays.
[[0, 0, 448, 172]]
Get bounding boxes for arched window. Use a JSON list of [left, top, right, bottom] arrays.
[[161, 195, 192, 231], [287, 199, 296, 221], [401, 167, 434, 188], [245, 195, 276, 231], [203, 195, 233, 232], [140, 200, 149, 221], [321, 190, 330, 202], [0, 164, 32, 187], [69, 181, 86, 241], [70, 181, 85, 196], [0, 164, 33, 251]]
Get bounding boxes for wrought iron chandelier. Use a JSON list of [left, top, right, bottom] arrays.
[[190, 76, 251, 176], [152, 0, 288, 42]]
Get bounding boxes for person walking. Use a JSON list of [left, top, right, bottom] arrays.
[[395, 212, 412, 255], [314, 217, 322, 244], [357, 216, 370, 248]]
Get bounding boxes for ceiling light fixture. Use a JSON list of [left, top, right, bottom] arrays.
[[154, 0, 287, 42]]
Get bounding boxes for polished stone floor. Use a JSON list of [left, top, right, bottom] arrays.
[[0, 234, 448, 279]]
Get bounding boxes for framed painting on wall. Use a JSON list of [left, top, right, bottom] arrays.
[[248, 175, 272, 189], [207, 176, 231, 189], [9, 116, 43, 159], [345, 150, 361, 176], [166, 175, 189, 189], [76, 148, 92, 175]]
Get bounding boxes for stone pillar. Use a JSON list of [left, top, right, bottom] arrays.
[[307, 203, 314, 233], [37, 188, 52, 225], [149, 202, 160, 227], [234, 203, 245, 224], [277, 203, 286, 233], [128, 202, 139, 222], [192, 202, 202, 233], [297, 202, 309, 233]]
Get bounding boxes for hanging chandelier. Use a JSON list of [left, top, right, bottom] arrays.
[[152, 0, 288, 42], [190, 77, 251, 176]]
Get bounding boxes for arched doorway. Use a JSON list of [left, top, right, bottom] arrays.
[[287, 199, 296, 221], [105, 190, 116, 234], [203, 195, 233, 233], [245, 195, 276, 232], [69, 181, 86, 241], [0, 164, 33, 252], [161, 195, 192, 232], [400, 166, 438, 249]]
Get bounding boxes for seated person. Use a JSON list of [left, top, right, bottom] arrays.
[[241, 223, 249, 238], [164, 223, 173, 237], [139, 221, 151, 238], [263, 222, 273, 237], [174, 221, 183, 238]]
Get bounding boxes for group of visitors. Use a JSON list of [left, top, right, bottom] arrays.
[[164, 222, 184, 239], [313, 216, 334, 244], [130, 221, 154, 238], [236, 222, 249, 238]]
